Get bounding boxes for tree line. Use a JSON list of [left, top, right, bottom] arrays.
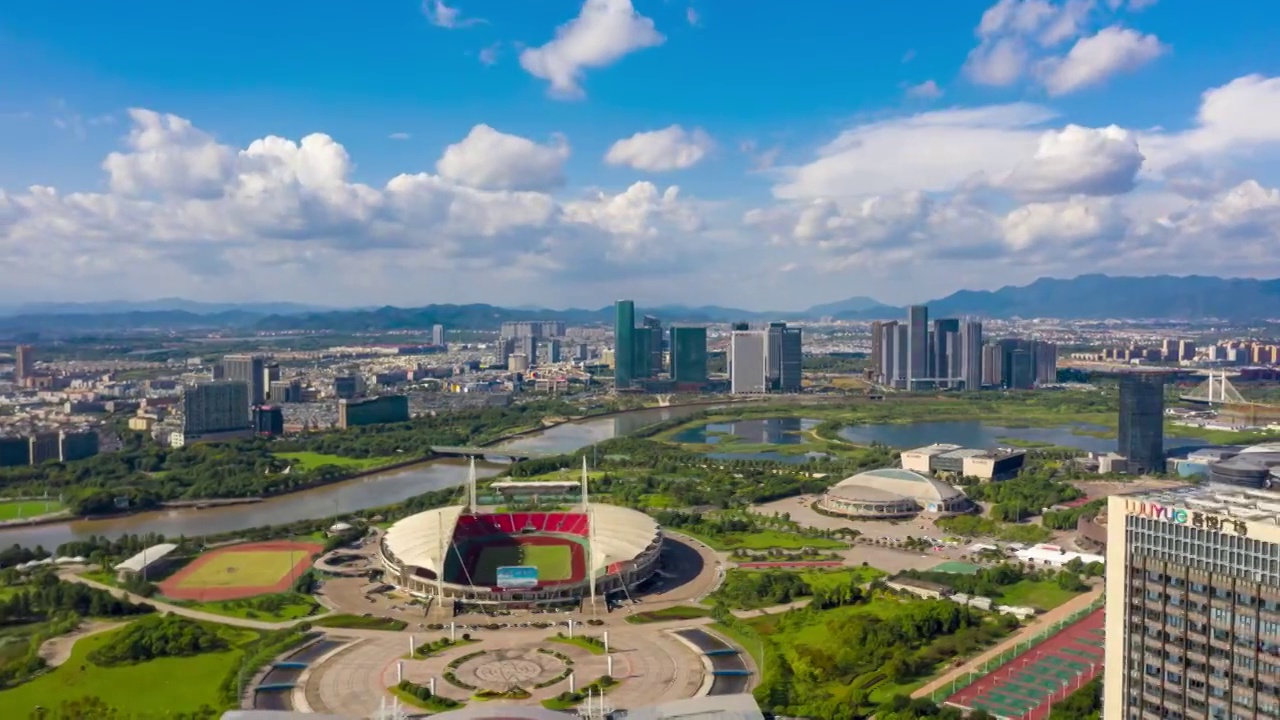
[[0, 400, 578, 514]]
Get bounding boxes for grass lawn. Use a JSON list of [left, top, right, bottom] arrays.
[[0, 623, 250, 716], [626, 605, 713, 624], [313, 614, 407, 631], [180, 593, 321, 622], [0, 499, 64, 520], [273, 451, 395, 472], [678, 527, 847, 551], [548, 635, 605, 655], [800, 566, 887, 590], [996, 579, 1081, 611], [175, 550, 305, 589], [474, 543, 573, 583]]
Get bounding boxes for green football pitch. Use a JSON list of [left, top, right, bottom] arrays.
[[474, 543, 574, 584]]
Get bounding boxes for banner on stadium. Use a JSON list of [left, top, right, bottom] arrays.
[[497, 565, 539, 588]]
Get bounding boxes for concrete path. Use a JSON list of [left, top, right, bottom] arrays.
[[38, 620, 126, 667], [60, 571, 311, 631], [911, 587, 1103, 701]]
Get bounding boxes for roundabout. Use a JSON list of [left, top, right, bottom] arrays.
[[463, 649, 563, 689]]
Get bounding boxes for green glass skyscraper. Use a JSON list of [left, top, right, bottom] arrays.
[[614, 300, 636, 389], [670, 325, 708, 385]]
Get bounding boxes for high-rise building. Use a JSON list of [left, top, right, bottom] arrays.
[[1118, 374, 1165, 472], [263, 362, 281, 393], [670, 326, 708, 386], [574, 343, 589, 362], [1103, 487, 1280, 720], [223, 354, 266, 405], [932, 318, 960, 384], [548, 339, 562, 364], [431, 324, 446, 346], [981, 343, 1001, 387], [730, 331, 768, 394], [960, 320, 983, 390], [269, 379, 302, 403], [906, 305, 928, 390], [614, 300, 636, 389], [643, 315, 663, 376], [876, 321, 899, 386], [333, 375, 362, 400], [1035, 342, 1058, 384], [182, 381, 251, 435], [14, 344, 34, 382], [766, 323, 803, 392], [519, 336, 539, 367], [499, 321, 564, 339], [870, 321, 884, 383], [252, 405, 285, 437], [895, 324, 909, 389]]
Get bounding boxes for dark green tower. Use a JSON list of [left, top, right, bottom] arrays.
[[614, 300, 635, 389], [670, 325, 708, 385]]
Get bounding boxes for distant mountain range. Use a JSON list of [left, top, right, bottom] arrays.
[[2, 274, 1277, 335]]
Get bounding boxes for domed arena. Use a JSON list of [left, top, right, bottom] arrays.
[[378, 498, 662, 611], [818, 467, 973, 519]]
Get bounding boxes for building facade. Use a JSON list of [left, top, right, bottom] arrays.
[[222, 354, 266, 406], [14, 344, 34, 382], [961, 320, 983, 390], [1105, 489, 1280, 720], [730, 331, 768, 394], [182, 380, 251, 436], [907, 305, 929, 390], [614, 300, 636, 389], [670, 325, 708, 386], [338, 395, 410, 428], [1119, 374, 1166, 473]]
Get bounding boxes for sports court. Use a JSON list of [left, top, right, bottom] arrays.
[[945, 607, 1105, 720], [158, 540, 322, 602]]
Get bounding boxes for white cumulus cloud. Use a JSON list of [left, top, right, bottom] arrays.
[[518, 0, 664, 99], [435, 125, 570, 191], [1039, 26, 1167, 95], [999, 124, 1145, 197], [604, 125, 714, 172]]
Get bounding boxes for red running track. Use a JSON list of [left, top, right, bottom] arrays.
[[945, 607, 1105, 720]]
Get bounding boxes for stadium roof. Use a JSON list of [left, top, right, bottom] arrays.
[[826, 468, 965, 504], [382, 505, 661, 578], [116, 543, 179, 573]]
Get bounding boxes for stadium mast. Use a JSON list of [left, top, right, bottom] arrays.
[[583, 455, 598, 614], [436, 509, 445, 602], [467, 456, 478, 511]]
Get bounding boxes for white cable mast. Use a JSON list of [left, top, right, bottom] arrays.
[[467, 456, 478, 511], [584, 455, 597, 614]]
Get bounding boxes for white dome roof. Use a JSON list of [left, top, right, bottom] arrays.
[[826, 467, 965, 504]]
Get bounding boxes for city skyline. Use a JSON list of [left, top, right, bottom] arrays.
[[2, 2, 1280, 308]]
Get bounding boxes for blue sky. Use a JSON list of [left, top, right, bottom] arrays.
[[2, 0, 1280, 310]]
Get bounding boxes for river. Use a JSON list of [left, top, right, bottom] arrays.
[[1, 405, 708, 550]]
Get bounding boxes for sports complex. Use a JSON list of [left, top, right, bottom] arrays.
[[378, 503, 663, 609]]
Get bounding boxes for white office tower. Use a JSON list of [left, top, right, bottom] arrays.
[[730, 331, 768, 394]]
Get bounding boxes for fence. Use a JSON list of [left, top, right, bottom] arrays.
[[929, 595, 1106, 703]]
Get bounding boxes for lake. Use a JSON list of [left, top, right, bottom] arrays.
[[671, 417, 832, 464], [836, 420, 1210, 454]]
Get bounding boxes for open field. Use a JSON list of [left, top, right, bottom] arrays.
[[183, 593, 321, 621], [0, 499, 64, 520], [996, 580, 1080, 611], [0, 622, 254, 717], [274, 451, 395, 472], [158, 540, 322, 602], [625, 605, 713, 624]]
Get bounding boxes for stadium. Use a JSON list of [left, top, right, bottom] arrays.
[[817, 467, 974, 519], [378, 462, 662, 610]]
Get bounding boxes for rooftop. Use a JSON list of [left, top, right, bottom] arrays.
[[1129, 483, 1280, 525], [116, 543, 179, 573], [904, 443, 964, 457]]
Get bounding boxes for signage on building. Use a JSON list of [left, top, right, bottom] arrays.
[[1125, 499, 1248, 536]]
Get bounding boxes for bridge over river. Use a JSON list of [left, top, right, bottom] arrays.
[[430, 446, 551, 462]]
